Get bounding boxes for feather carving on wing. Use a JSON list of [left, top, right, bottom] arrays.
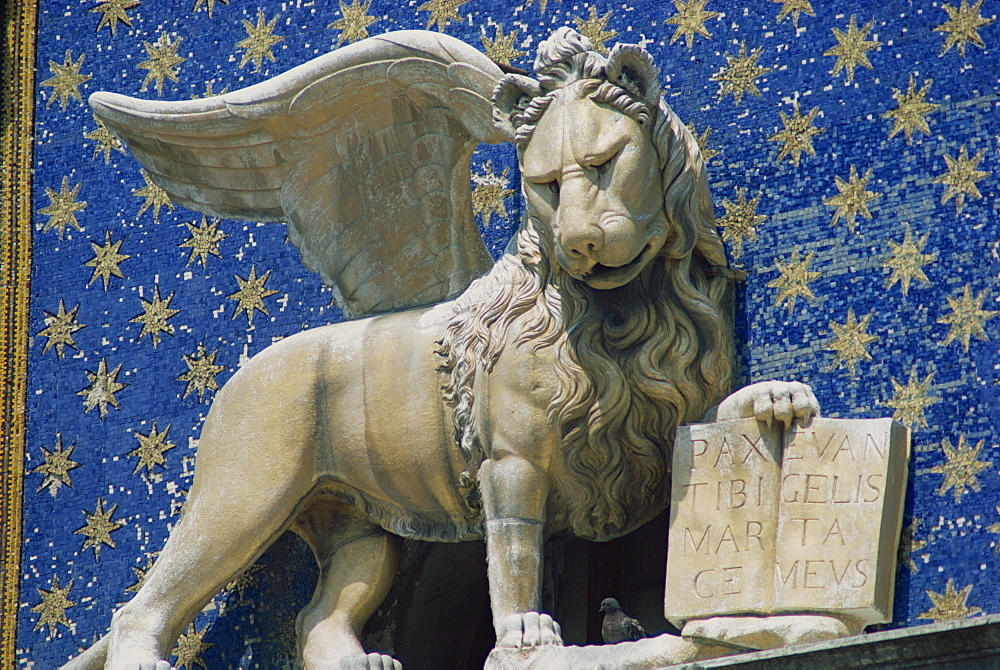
[[90, 31, 509, 317]]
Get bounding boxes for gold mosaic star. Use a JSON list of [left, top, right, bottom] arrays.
[[91, 0, 139, 35], [767, 248, 821, 312], [39, 176, 86, 239], [75, 498, 126, 559], [987, 507, 1000, 555], [178, 344, 225, 401], [84, 231, 130, 290], [897, 518, 928, 574], [173, 622, 213, 670], [130, 285, 179, 348], [125, 553, 158, 594], [190, 80, 228, 99], [883, 224, 936, 296], [823, 165, 880, 232], [471, 161, 515, 227], [932, 145, 989, 214], [823, 15, 881, 83], [128, 421, 175, 475], [31, 576, 75, 637], [937, 284, 997, 351], [328, 0, 378, 46], [481, 25, 525, 66], [134, 169, 175, 222], [32, 434, 81, 496], [237, 10, 284, 72], [920, 579, 982, 623], [417, 0, 468, 32], [84, 116, 125, 164], [717, 187, 766, 259], [77, 358, 127, 418], [884, 366, 940, 429], [137, 33, 186, 96], [225, 564, 263, 604], [768, 101, 824, 166], [772, 0, 814, 28], [41, 50, 92, 110], [38, 299, 85, 358], [572, 6, 618, 55], [929, 434, 991, 503], [193, 0, 228, 18], [228, 266, 278, 326], [710, 42, 771, 105], [935, 0, 993, 57], [180, 216, 227, 267], [687, 123, 720, 162], [666, 0, 721, 50], [882, 75, 939, 143], [825, 307, 877, 375]]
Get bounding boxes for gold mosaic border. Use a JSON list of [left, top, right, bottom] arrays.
[[1, 0, 38, 666]]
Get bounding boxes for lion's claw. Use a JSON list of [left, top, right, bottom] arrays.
[[496, 612, 563, 649], [717, 380, 820, 427], [340, 653, 401, 670], [105, 662, 173, 670]]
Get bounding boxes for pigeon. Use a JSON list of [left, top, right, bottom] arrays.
[[600, 597, 647, 644]]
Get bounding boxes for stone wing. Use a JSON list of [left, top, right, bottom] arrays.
[[90, 30, 509, 317]]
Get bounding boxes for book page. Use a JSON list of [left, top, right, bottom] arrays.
[[773, 418, 907, 625], [665, 418, 782, 623]]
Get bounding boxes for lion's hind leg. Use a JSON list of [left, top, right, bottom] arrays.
[[292, 496, 402, 670], [96, 448, 318, 669]]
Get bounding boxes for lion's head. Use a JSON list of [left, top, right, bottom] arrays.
[[492, 27, 726, 291], [441, 28, 735, 540]]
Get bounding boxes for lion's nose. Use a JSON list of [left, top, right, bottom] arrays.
[[561, 225, 604, 260]]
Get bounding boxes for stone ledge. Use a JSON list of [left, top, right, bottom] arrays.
[[673, 614, 1000, 668]]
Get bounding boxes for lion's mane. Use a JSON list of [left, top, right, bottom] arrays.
[[439, 29, 735, 541]]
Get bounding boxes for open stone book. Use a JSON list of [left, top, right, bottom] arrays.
[[666, 416, 910, 629]]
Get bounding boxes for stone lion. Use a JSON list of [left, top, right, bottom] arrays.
[[67, 27, 819, 670]]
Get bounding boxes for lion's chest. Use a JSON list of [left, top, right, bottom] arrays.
[[478, 343, 564, 464], [479, 332, 675, 541]]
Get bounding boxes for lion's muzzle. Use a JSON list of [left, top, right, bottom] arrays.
[[556, 211, 665, 290]]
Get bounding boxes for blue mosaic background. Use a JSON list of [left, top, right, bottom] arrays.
[[18, 0, 1000, 666]]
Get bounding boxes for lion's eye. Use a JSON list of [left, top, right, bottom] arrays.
[[547, 180, 560, 198], [589, 151, 619, 177]]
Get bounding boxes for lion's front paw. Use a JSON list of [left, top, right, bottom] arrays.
[[105, 661, 173, 670], [496, 612, 563, 649], [717, 381, 820, 427], [340, 652, 402, 670], [750, 380, 819, 427]]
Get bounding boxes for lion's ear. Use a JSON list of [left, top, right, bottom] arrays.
[[493, 74, 543, 137], [605, 44, 660, 106]]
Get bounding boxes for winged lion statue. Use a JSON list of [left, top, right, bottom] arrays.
[[65, 26, 821, 670]]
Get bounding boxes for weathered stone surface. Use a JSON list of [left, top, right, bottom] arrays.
[[666, 417, 909, 628], [682, 614, 852, 651], [680, 613, 1000, 669], [484, 615, 857, 668], [484, 633, 735, 669]]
